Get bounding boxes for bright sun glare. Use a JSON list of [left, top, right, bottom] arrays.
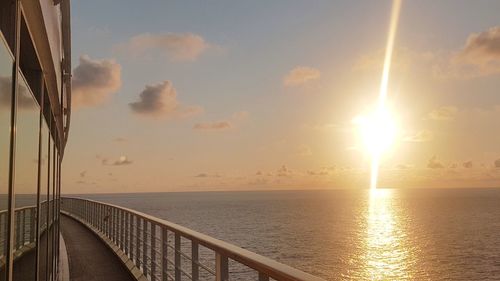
[[353, 107, 397, 156], [354, 0, 402, 190]]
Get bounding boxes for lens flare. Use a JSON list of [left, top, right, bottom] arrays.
[[370, 0, 402, 189]]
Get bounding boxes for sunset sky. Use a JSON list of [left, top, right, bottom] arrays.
[[63, 0, 500, 193]]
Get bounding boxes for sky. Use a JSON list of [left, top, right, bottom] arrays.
[[63, 0, 500, 193]]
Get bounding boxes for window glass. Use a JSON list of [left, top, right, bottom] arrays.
[[46, 141, 54, 281], [12, 72, 39, 281], [38, 121, 48, 281], [0, 34, 12, 281]]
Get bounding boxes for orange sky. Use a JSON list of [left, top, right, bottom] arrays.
[[62, 1, 500, 193]]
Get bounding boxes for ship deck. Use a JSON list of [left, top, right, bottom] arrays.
[[60, 215, 134, 281]]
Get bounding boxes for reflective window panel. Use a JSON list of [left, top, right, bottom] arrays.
[[13, 73, 40, 281], [0, 33, 12, 281]]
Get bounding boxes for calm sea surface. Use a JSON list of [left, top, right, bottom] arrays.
[[79, 188, 500, 280]]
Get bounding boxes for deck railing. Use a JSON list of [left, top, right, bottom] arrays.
[[0, 199, 56, 265], [60, 197, 324, 281]]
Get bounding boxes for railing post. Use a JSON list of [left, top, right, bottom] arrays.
[[125, 212, 129, 256], [111, 208, 114, 242], [99, 204, 103, 232], [135, 216, 140, 267], [215, 253, 229, 281], [92, 202, 96, 227], [30, 208, 35, 243], [151, 223, 156, 281], [107, 206, 111, 238], [162, 227, 168, 281], [129, 214, 134, 261], [259, 273, 270, 281], [15, 212, 20, 249], [175, 232, 181, 281], [142, 218, 148, 277], [191, 241, 199, 281], [120, 210, 124, 250], [114, 208, 118, 243]]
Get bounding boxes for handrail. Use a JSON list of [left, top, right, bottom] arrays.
[[0, 199, 56, 261], [61, 196, 325, 281]]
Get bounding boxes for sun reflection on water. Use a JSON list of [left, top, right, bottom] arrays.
[[363, 189, 411, 280]]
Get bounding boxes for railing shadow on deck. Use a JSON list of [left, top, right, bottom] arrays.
[[61, 197, 325, 281]]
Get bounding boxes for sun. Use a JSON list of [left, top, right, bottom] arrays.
[[353, 104, 398, 190], [353, 106, 397, 157]]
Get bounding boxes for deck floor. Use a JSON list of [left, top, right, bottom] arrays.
[[61, 215, 134, 281]]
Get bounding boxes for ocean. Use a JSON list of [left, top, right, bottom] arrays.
[[79, 188, 500, 280]]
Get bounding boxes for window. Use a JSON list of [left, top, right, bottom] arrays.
[[13, 71, 40, 280], [0, 32, 13, 281]]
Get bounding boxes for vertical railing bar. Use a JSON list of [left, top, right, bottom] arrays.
[[125, 212, 129, 256], [107, 206, 110, 238], [142, 218, 148, 277], [174, 232, 181, 281], [110, 207, 114, 242], [162, 227, 168, 281], [30, 208, 35, 243], [151, 222, 157, 281], [135, 215, 140, 267], [191, 240, 199, 281], [15, 211, 20, 249], [258, 272, 270, 281], [119, 210, 124, 250], [215, 253, 229, 281], [130, 214, 134, 261], [114, 208, 118, 243]]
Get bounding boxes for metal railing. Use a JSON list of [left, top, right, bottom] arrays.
[[0, 199, 55, 264], [61, 197, 324, 281]]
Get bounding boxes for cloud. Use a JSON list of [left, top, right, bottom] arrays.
[[113, 156, 132, 166], [403, 130, 434, 142], [307, 166, 336, 176], [118, 32, 209, 61], [72, 55, 121, 107], [194, 173, 221, 178], [296, 144, 312, 156], [395, 164, 413, 170], [283, 66, 321, 87], [495, 159, 500, 168], [231, 111, 249, 122], [113, 137, 127, 143], [193, 121, 231, 131], [428, 106, 458, 121], [129, 80, 202, 119], [277, 165, 292, 177], [463, 161, 473, 169], [193, 111, 248, 132], [102, 156, 133, 166], [0, 76, 38, 109], [427, 155, 444, 169], [434, 26, 500, 78]]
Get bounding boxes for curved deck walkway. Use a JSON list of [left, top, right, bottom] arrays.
[[61, 215, 134, 281]]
